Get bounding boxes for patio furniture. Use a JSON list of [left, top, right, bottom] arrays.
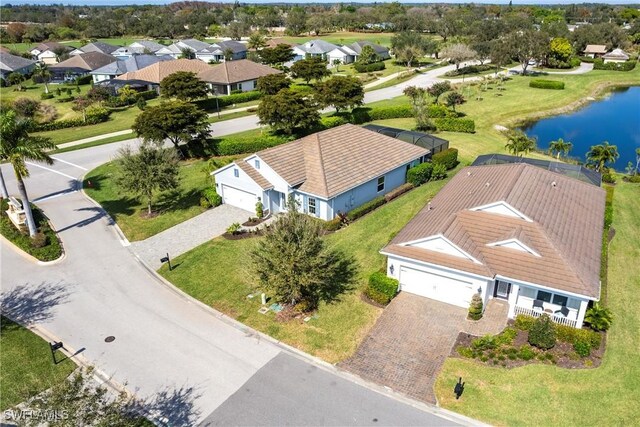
[[554, 306, 570, 318], [533, 299, 544, 313]]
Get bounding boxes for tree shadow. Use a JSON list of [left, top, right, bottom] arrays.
[[33, 179, 79, 203], [83, 173, 107, 192], [154, 188, 201, 214], [317, 250, 359, 306], [56, 206, 116, 233], [0, 280, 73, 326], [129, 384, 202, 427]]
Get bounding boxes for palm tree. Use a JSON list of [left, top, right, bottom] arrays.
[[548, 138, 573, 160], [505, 130, 536, 157], [0, 110, 55, 237], [34, 62, 52, 94], [586, 141, 619, 172], [247, 33, 266, 51]]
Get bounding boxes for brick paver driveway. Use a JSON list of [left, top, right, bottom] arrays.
[[340, 293, 468, 404]]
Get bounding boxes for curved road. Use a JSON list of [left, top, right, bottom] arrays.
[[0, 130, 474, 424]]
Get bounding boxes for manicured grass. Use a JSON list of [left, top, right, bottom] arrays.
[[434, 179, 640, 425], [51, 132, 136, 154], [159, 173, 457, 363], [84, 158, 215, 242], [1, 82, 94, 120], [0, 316, 75, 410], [332, 59, 408, 79], [365, 69, 422, 91], [281, 31, 395, 47]]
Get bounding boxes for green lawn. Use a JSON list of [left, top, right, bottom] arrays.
[[84, 157, 217, 242], [434, 179, 640, 425], [51, 132, 136, 154], [159, 172, 456, 363], [0, 316, 75, 411], [281, 31, 395, 47], [1, 82, 94, 120]]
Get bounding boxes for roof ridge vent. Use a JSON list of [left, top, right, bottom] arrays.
[[551, 181, 557, 188], [485, 182, 491, 187]]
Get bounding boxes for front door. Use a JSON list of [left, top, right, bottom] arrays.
[[494, 280, 511, 299]]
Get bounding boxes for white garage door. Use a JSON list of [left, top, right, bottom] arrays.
[[399, 266, 475, 308], [221, 185, 256, 212]]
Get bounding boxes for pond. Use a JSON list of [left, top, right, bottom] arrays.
[[523, 86, 640, 171]]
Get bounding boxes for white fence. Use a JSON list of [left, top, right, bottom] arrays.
[[514, 305, 578, 328]]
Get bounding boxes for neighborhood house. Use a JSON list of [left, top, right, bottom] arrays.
[[49, 51, 118, 81], [198, 59, 281, 94], [212, 124, 429, 219], [30, 41, 72, 64], [0, 52, 36, 82], [91, 54, 173, 83], [382, 163, 605, 329]]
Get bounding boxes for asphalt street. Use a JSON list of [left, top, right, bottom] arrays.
[[0, 144, 472, 425]]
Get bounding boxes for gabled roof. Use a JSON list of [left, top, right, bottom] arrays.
[[0, 52, 36, 72], [115, 58, 211, 84], [77, 41, 119, 55], [91, 54, 173, 76], [114, 40, 165, 55], [256, 124, 428, 198], [198, 59, 280, 84], [583, 44, 607, 54], [384, 163, 606, 298], [348, 41, 390, 55], [603, 48, 629, 60], [32, 41, 71, 53], [50, 51, 118, 71], [235, 161, 273, 190], [212, 40, 247, 54], [297, 39, 339, 55]]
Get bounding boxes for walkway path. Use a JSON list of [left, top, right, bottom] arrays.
[[130, 204, 251, 269]]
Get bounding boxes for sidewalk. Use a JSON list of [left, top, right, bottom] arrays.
[[56, 129, 135, 149]]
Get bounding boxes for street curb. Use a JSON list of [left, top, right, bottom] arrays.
[[0, 226, 66, 266], [79, 174, 130, 247]]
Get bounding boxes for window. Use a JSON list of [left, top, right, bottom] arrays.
[[255, 159, 260, 169], [536, 290, 552, 303], [567, 298, 581, 310], [377, 176, 385, 192], [233, 168, 239, 178], [519, 287, 537, 299], [307, 197, 317, 215], [552, 294, 568, 307]]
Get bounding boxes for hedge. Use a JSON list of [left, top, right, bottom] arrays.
[[31, 108, 111, 131], [407, 162, 433, 186], [346, 196, 386, 221], [433, 117, 475, 133], [210, 134, 291, 156], [593, 59, 636, 71], [75, 75, 93, 85], [384, 182, 414, 202], [195, 90, 262, 111], [40, 92, 54, 100], [365, 272, 399, 305], [428, 104, 455, 118], [353, 61, 386, 73], [432, 147, 458, 170], [529, 79, 565, 90], [350, 105, 413, 124], [514, 314, 601, 350], [319, 115, 349, 130], [137, 90, 158, 100], [201, 187, 222, 208]]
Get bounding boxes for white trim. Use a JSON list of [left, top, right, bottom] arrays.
[[210, 162, 236, 176], [486, 238, 541, 257], [398, 234, 483, 265], [494, 274, 596, 301], [293, 188, 329, 201], [381, 251, 492, 281], [470, 201, 533, 222]]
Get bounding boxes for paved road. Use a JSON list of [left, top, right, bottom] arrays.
[[0, 150, 473, 426]]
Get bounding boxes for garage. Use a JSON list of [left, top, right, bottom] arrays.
[[221, 185, 257, 212], [399, 266, 475, 308]]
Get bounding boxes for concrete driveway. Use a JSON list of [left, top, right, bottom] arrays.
[[341, 294, 467, 404]]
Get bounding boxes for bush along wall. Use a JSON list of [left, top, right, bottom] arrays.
[[593, 59, 636, 71], [407, 162, 433, 186], [353, 61, 386, 73], [195, 90, 262, 111], [365, 272, 399, 305], [432, 148, 459, 170], [31, 107, 111, 132], [433, 117, 475, 133], [529, 79, 565, 90]]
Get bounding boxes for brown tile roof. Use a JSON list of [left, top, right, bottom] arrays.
[[198, 59, 280, 85], [257, 124, 429, 198], [115, 59, 211, 84], [34, 41, 71, 52], [235, 160, 273, 190], [50, 51, 118, 71], [384, 163, 605, 298], [583, 44, 608, 54]]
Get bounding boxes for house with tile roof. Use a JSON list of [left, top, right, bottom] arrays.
[[112, 58, 211, 90], [112, 40, 166, 59], [602, 48, 630, 63], [49, 51, 118, 81], [582, 44, 608, 58], [212, 124, 429, 219], [30, 41, 73, 64], [90, 54, 173, 83], [292, 39, 340, 62], [0, 52, 36, 81], [348, 41, 391, 61], [198, 59, 280, 94], [70, 41, 119, 56], [381, 163, 606, 328], [155, 39, 213, 59], [195, 40, 248, 63]]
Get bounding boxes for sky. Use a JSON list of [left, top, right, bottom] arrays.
[[3, 0, 639, 5]]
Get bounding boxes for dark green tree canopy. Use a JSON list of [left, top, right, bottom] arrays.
[[356, 45, 381, 65], [160, 71, 209, 101], [290, 57, 330, 84], [427, 81, 451, 103], [132, 101, 210, 149], [259, 44, 295, 65], [313, 75, 364, 112], [257, 73, 291, 95], [257, 89, 320, 135]]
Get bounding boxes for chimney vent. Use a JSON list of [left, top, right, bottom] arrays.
[[428, 202, 432, 210], [551, 181, 557, 188]]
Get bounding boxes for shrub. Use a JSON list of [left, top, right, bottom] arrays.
[[365, 272, 399, 305], [555, 324, 601, 350], [75, 75, 93, 85], [427, 104, 456, 118], [457, 346, 474, 358], [200, 196, 211, 209], [202, 187, 222, 207], [406, 162, 433, 186], [529, 79, 565, 90], [468, 293, 483, 320], [353, 61, 385, 73], [12, 97, 40, 118], [384, 183, 414, 202], [497, 327, 518, 345], [471, 335, 498, 351], [627, 175, 640, 183], [210, 135, 291, 156], [443, 64, 494, 77], [56, 96, 75, 103], [40, 92, 54, 100], [593, 59, 636, 71], [320, 115, 348, 130], [30, 107, 111, 131], [528, 314, 557, 350], [433, 117, 475, 133], [432, 148, 458, 170], [136, 97, 147, 111], [255, 200, 264, 218], [585, 303, 613, 331], [514, 314, 536, 331], [602, 172, 616, 184], [518, 345, 536, 360], [349, 105, 413, 124], [432, 163, 447, 180], [323, 216, 343, 232], [573, 339, 591, 357], [195, 90, 262, 111], [346, 196, 386, 221], [137, 90, 159, 100], [226, 222, 242, 235]]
